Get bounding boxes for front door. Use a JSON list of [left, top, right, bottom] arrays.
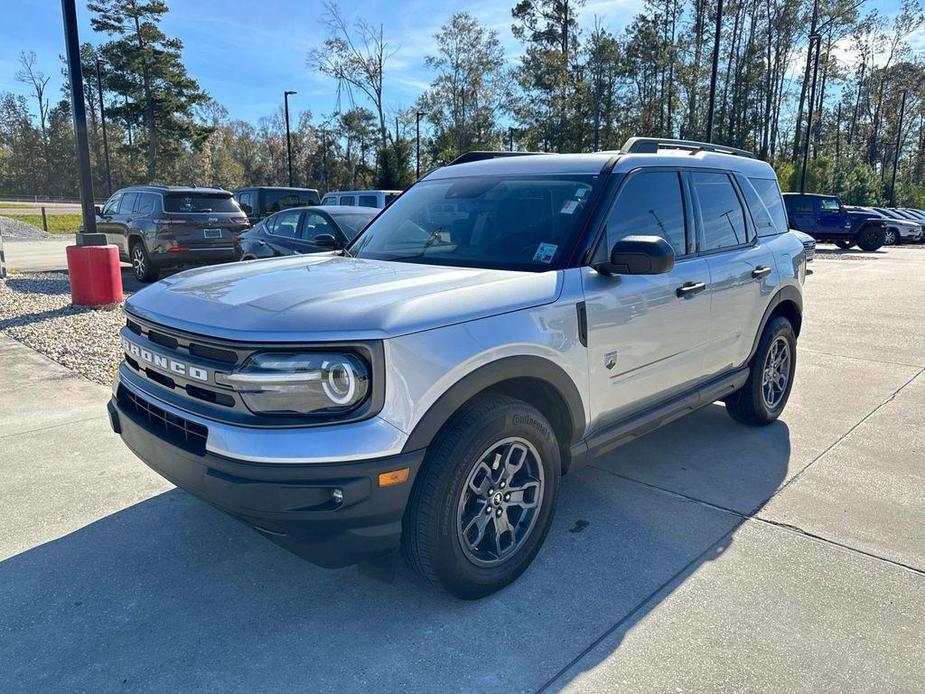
[[96, 192, 122, 247], [264, 209, 304, 256], [817, 196, 849, 237], [581, 169, 712, 432]]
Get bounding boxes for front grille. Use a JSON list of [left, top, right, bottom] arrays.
[[118, 386, 207, 455]]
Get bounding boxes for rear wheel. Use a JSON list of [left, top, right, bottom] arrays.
[[130, 240, 159, 283], [856, 225, 885, 252], [725, 316, 796, 426], [883, 228, 898, 245], [833, 239, 854, 250], [402, 394, 560, 599]]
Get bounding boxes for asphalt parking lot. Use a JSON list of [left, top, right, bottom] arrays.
[[1, 246, 924, 693]]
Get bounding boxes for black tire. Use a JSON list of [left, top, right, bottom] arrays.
[[130, 240, 159, 283], [856, 225, 885, 252], [883, 228, 898, 246], [833, 239, 854, 250], [402, 394, 560, 599], [725, 316, 796, 426]]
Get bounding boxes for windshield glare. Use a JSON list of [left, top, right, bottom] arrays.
[[348, 175, 598, 271]]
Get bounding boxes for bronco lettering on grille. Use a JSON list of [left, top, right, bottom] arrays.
[[121, 336, 209, 382]]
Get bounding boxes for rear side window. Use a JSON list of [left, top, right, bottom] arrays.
[[747, 177, 789, 234], [134, 193, 158, 215], [691, 172, 748, 251], [164, 193, 240, 213], [358, 195, 377, 207], [118, 192, 138, 214], [236, 191, 255, 214], [604, 171, 687, 255], [339, 196, 356, 206], [735, 175, 776, 236], [268, 209, 301, 239], [786, 196, 813, 214]]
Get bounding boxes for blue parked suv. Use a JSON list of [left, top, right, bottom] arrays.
[[783, 193, 886, 251]]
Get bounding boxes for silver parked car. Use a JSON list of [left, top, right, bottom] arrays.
[[108, 138, 807, 598]]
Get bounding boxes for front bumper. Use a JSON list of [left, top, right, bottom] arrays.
[[108, 389, 425, 567]]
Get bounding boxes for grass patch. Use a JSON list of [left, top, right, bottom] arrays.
[[0, 202, 35, 209], [2, 213, 83, 233]]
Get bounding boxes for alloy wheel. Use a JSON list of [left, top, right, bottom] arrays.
[[456, 437, 545, 567], [132, 246, 146, 279], [761, 336, 791, 409]]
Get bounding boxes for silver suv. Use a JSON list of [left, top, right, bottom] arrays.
[[108, 138, 806, 599]]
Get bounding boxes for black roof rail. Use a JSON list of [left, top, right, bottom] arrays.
[[447, 151, 546, 166], [622, 137, 755, 159]]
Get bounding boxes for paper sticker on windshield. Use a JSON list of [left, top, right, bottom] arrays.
[[560, 199, 579, 214], [533, 243, 558, 264]]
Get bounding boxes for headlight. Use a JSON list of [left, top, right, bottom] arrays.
[[215, 352, 370, 416]]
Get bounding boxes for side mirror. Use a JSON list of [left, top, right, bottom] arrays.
[[313, 233, 338, 249], [594, 235, 675, 276], [94, 205, 103, 217]]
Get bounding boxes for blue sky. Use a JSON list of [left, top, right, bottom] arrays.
[[0, 0, 917, 126]]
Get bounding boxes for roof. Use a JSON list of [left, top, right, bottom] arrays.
[[322, 190, 402, 196], [233, 186, 319, 193], [781, 192, 837, 198], [123, 184, 232, 195], [272, 205, 378, 215]]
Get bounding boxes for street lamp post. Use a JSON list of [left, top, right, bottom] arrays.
[[509, 127, 514, 152], [889, 89, 907, 207], [61, 0, 96, 237], [799, 33, 822, 195], [96, 59, 112, 196], [284, 90, 296, 187], [705, 0, 724, 142], [415, 110, 424, 178]]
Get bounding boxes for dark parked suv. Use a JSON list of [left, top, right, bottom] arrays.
[[96, 186, 250, 282], [233, 186, 321, 224], [783, 193, 886, 251]]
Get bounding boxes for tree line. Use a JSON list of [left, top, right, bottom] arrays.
[[1, 0, 923, 206]]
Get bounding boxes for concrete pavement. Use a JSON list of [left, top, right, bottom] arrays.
[[1, 246, 923, 693], [2, 238, 72, 273]]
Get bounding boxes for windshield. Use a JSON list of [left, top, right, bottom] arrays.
[[331, 212, 376, 240], [165, 193, 240, 213], [348, 174, 599, 271]]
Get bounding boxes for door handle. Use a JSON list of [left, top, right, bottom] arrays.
[[752, 265, 772, 279], [676, 281, 707, 297]]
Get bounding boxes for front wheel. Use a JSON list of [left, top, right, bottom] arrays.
[[834, 239, 854, 250], [402, 394, 560, 599], [725, 316, 796, 426], [856, 225, 885, 252]]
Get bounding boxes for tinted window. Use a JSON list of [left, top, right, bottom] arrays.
[[118, 192, 138, 214], [135, 193, 158, 215], [321, 197, 336, 206], [330, 212, 375, 240], [237, 191, 255, 214], [262, 190, 309, 214], [350, 175, 599, 271], [301, 212, 337, 242], [269, 209, 301, 239], [164, 193, 240, 213], [819, 197, 840, 212], [691, 172, 747, 251], [102, 193, 122, 216], [358, 195, 378, 207], [339, 196, 356, 206], [734, 175, 773, 235], [747, 177, 788, 234], [604, 171, 686, 255], [385, 193, 400, 205], [785, 196, 813, 214]]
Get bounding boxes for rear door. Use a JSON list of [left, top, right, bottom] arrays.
[[785, 195, 816, 235], [697, 172, 776, 376], [582, 169, 712, 428], [817, 196, 849, 236], [97, 192, 123, 247], [263, 209, 305, 256]]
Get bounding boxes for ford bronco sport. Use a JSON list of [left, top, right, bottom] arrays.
[[109, 138, 806, 599]]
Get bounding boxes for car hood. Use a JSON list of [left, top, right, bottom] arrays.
[[125, 254, 563, 341]]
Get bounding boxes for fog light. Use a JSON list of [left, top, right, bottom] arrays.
[[331, 488, 344, 504]]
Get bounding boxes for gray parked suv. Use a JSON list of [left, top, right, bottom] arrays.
[[108, 138, 806, 598], [96, 185, 250, 282]]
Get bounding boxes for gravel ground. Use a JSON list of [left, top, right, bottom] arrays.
[[0, 272, 125, 385], [0, 215, 47, 240]]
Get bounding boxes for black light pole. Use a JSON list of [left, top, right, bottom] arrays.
[[705, 0, 723, 142], [415, 110, 424, 178], [284, 90, 296, 187], [61, 0, 96, 237], [509, 127, 514, 152], [889, 89, 907, 206], [96, 59, 112, 196], [799, 33, 822, 195]]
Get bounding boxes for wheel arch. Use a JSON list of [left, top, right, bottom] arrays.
[[400, 356, 587, 472], [746, 285, 802, 364]]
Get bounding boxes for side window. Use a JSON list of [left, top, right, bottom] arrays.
[[604, 171, 687, 256], [101, 193, 122, 216], [321, 196, 336, 206], [691, 172, 747, 251], [339, 196, 356, 206], [748, 177, 789, 233], [135, 193, 157, 215], [118, 192, 138, 214], [787, 196, 813, 214], [735, 174, 774, 236], [820, 197, 841, 212], [237, 191, 254, 215], [302, 212, 336, 242], [268, 209, 301, 239], [358, 195, 377, 207]]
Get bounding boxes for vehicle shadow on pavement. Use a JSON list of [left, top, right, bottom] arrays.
[[0, 404, 789, 693]]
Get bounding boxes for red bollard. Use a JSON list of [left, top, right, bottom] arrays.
[[66, 244, 124, 306]]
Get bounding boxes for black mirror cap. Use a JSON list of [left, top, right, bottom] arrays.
[[94, 205, 102, 216], [595, 235, 675, 276], [314, 233, 338, 248]]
